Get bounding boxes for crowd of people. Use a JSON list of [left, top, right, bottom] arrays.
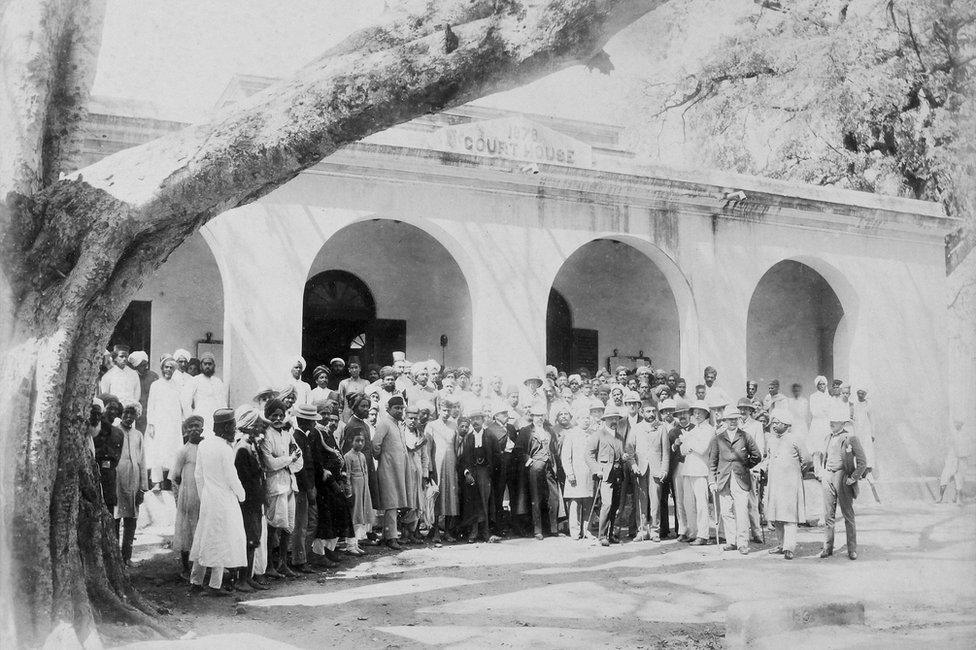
[[90, 345, 896, 596]]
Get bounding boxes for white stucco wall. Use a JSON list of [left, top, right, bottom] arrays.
[[553, 239, 680, 371], [133, 231, 223, 371], [306, 220, 472, 368]]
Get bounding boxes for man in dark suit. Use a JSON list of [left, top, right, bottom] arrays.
[[486, 406, 517, 536], [459, 409, 501, 543], [815, 401, 868, 560], [708, 405, 762, 554]]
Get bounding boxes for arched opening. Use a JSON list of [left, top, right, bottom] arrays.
[[747, 260, 845, 391], [546, 289, 573, 372], [547, 239, 680, 375], [110, 231, 225, 371], [303, 270, 378, 384], [303, 219, 472, 381]]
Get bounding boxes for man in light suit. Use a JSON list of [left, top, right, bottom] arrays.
[[708, 405, 762, 554], [815, 401, 868, 560], [587, 405, 628, 546], [628, 401, 670, 541]]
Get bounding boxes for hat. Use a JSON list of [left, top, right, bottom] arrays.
[[467, 407, 486, 418], [387, 395, 405, 407], [330, 357, 346, 367], [672, 399, 690, 414], [624, 390, 641, 404], [770, 408, 793, 426], [658, 398, 676, 412], [568, 374, 582, 383], [213, 408, 236, 425], [379, 365, 396, 378], [524, 375, 543, 388], [392, 351, 406, 362], [127, 350, 148, 367], [829, 401, 852, 423], [689, 399, 711, 414], [493, 405, 510, 415], [720, 405, 741, 420], [601, 405, 623, 420], [589, 403, 606, 413], [294, 404, 322, 421], [737, 398, 756, 411]]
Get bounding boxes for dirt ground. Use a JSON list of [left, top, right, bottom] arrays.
[[108, 500, 976, 649]]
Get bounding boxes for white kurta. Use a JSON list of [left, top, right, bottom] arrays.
[[189, 436, 247, 568], [146, 376, 184, 470], [807, 391, 832, 453], [786, 396, 810, 441], [182, 374, 228, 436], [99, 366, 140, 404]]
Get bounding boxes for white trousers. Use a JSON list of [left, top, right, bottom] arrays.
[[718, 480, 750, 548], [681, 475, 710, 540], [190, 561, 223, 589]]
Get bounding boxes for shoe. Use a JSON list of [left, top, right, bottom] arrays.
[[599, 537, 610, 547], [739, 547, 750, 555], [848, 551, 858, 561], [677, 535, 690, 543], [769, 547, 784, 555], [784, 551, 795, 560], [205, 587, 230, 597], [488, 535, 502, 544], [722, 544, 738, 552], [689, 538, 705, 546], [324, 548, 344, 563], [296, 564, 318, 574], [248, 577, 269, 590], [384, 539, 401, 550], [819, 548, 833, 558], [651, 534, 660, 542], [234, 580, 254, 593], [750, 535, 763, 544], [534, 533, 544, 541]]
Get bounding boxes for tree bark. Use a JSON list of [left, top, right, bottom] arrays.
[[0, 0, 663, 646]]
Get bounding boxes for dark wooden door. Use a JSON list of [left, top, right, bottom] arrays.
[[110, 301, 151, 353]]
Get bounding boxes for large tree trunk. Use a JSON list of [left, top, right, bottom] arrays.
[[0, 1, 664, 646]]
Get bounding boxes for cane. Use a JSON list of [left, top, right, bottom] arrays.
[[586, 475, 602, 536], [713, 486, 722, 551]]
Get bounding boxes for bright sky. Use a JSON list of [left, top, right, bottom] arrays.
[[92, 0, 750, 163]]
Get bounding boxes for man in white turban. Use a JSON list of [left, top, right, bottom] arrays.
[[173, 349, 193, 388], [287, 356, 312, 405], [129, 350, 157, 432]]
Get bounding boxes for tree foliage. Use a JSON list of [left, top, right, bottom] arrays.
[[646, 0, 975, 263]]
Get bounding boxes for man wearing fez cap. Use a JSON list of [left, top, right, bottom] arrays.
[[765, 408, 811, 559], [815, 400, 867, 560], [188, 408, 246, 595], [372, 394, 411, 549]]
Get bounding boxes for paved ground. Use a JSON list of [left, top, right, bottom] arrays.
[[113, 499, 976, 648]]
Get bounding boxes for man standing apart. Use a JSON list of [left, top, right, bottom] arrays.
[[815, 401, 867, 560], [189, 409, 247, 596], [765, 409, 810, 559], [708, 405, 762, 554], [372, 396, 410, 549], [182, 352, 228, 435]]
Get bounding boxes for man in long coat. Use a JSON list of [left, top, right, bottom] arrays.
[[189, 408, 247, 595], [764, 409, 810, 559], [372, 395, 410, 549]]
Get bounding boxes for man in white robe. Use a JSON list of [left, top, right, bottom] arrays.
[[99, 346, 140, 404], [182, 352, 228, 436], [146, 354, 185, 489], [189, 409, 246, 595]]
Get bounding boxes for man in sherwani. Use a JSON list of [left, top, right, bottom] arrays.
[[459, 408, 500, 543], [764, 409, 811, 559], [372, 395, 410, 549], [182, 352, 228, 436], [708, 405, 762, 555]]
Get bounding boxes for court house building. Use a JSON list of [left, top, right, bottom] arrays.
[[82, 75, 958, 478]]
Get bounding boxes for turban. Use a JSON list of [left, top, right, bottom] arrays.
[[615, 366, 629, 374], [264, 398, 288, 419], [91, 397, 104, 410], [275, 384, 297, 400], [182, 415, 205, 432], [411, 362, 429, 377], [425, 359, 441, 373], [545, 365, 557, 376], [173, 349, 192, 362], [159, 353, 175, 366], [293, 356, 307, 372], [456, 366, 472, 377], [635, 366, 651, 376], [200, 351, 216, 362], [347, 392, 371, 411], [127, 351, 148, 367], [379, 365, 396, 378], [312, 365, 329, 379], [121, 400, 142, 417], [769, 408, 793, 426], [568, 374, 582, 383], [814, 375, 828, 390], [330, 357, 346, 366]]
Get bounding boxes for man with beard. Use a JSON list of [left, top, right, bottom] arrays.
[[373, 366, 400, 412], [146, 354, 184, 491], [588, 405, 627, 546], [405, 362, 438, 406], [372, 396, 411, 549], [172, 349, 192, 388], [182, 352, 228, 435]]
